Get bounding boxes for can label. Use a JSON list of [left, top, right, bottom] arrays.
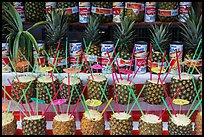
[[169, 58, 182, 74], [79, 2, 90, 23], [85, 55, 101, 63], [113, 2, 124, 23], [48, 57, 67, 66], [148, 61, 167, 69], [144, 6, 156, 22], [135, 58, 147, 73], [158, 9, 178, 17], [46, 2, 56, 13], [169, 44, 183, 59], [145, 2, 156, 6], [116, 58, 133, 67], [125, 2, 144, 16], [179, 2, 192, 6], [179, 5, 191, 22], [59, 6, 78, 14], [101, 57, 113, 74], [91, 6, 112, 15], [69, 56, 82, 68], [134, 43, 147, 58], [69, 42, 82, 56]]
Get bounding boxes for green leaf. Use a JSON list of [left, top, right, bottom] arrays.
[[13, 31, 22, 63], [27, 21, 48, 32], [24, 31, 39, 53]]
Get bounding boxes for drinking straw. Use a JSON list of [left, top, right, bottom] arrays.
[[98, 84, 114, 113], [100, 98, 113, 118], [74, 85, 87, 113], [162, 51, 182, 81], [53, 39, 61, 66], [128, 86, 144, 116], [186, 55, 201, 75], [126, 88, 132, 113], [112, 71, 120, 113], [158, 86, 182, 120], [188, 98, 202, 119], [98, 79, 109, 108], [4, 86, 6, 103], [127, 46, 136, 81], [36, 88, 39, 116], [2, 87, 27, 117], [175, 50, 181, 79], [22, 89, 32, 117], [83, 38, 87, 51], [186, 83, 202, 116], [66, 37, 68, 68], [42, 83, 64, 116], [157, 51, 166, 84], [150, 43, 153, 80], [187, 38, 202, 73], [128, 85, 146, 114], [66, 85, 76, 114], [45, 86, 59, 116], [189, 49, 202, 74], [19, 50, 34, 70], [4, 101, 12, 124], [191, 76, 200, 101], [161, 97, 173, 118]]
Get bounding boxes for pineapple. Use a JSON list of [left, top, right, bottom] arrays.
[[170, 74, 195, 104], [168, 114, 192, 135], [143, 79, 166, 105], [91, 2, 113, 23], [124, 2, 144, 22], [11, 76, 36, 103], [57, 2, 79, 23], [138, 114, 162, 135], [115, 79, 135, 105], [25, 2, 46, 22], [81, 109, 105, 135], [114, 17, 135, 71], [45, 8, 68, 73], [148, 24, 171, 71], [179, 7, 202, 74], [83, 15, 101, 73], [52, 114, 76, 135], [195, 111, 202, 135], [87, 74, 108, 102], [197, 75, 202, 99], [60, 77, 83, 104], [36, 75, 59, 104], [22, 115, 46, 135], [158, 2, 179, 22], [2, 113, 17, 135], [110, 112, 133, 135]]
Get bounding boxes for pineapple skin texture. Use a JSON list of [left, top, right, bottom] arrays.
[[195, 111, 202, 135], [2, 114, 17, 135]]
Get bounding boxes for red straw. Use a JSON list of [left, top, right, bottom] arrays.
[[106, 50, 119, 83], [113, 49, 123, 80], [53, 39, 61, 65], [163, 51, 182, 82], [42, 83, 64, 116], [70, 83, 88, 117], [158, 86, 183, 120], [80, 47, 94, 80], [157, 52, 166, 84], [129, 52, 149, 85], [67, 73, 71, 112], [127, 46, 136, 81], [176, 50, 181, 79], [112, 73, 120, 113], [57, 105, 61, 115], [150, 43, 153, 80], [50, 71, 56, 94]]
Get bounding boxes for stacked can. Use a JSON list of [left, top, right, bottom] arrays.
[[144, 2, 156, 22], [2, 43, 11, 72], [46, 2, 56, 13], [13, 2, 25, 22], [101, 41, 114, 74], [134, 41, 148, 74], [113, 2, 124, 23], [69, 40, 82, 70], [178, 2, 192, 22], [79, 2, 91, 23], [169, 41, 183, 74], [33, 43, 46, 67]]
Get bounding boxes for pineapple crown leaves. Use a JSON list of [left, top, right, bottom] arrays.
[[179, 7, 202, 50], [149, 24, 171, 51], [114, 17, 135, 50], [2, 2, 47, 63], [45, 8, 68, 46], [84, 15, 101, 46]]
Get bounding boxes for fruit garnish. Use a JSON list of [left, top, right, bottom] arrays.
[[39, 66, 53, 72], [151, 67, 166, 74], [172, 99, 189, 105], [91, 64, 103, 70], [52, 99, 67, 105], [63, 68, 80, 74], [16, 61, 30, 67], [2, 103, 8, 111], [85, 99, 102, 107]]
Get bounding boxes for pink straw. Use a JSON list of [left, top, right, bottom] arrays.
[[150, 43, 153, 80], [70, 83, 88, 117], [50, 71, 56, 94], [113, 49, 123, 80], [157, 52, 166, 84], [67, 73, 71, 112], [80, 47, 94, 80], [106, 50, 119, 83], [176, 50, 181, 79], [57, 105, 61, 115], [127, 46, 136, 81], [53, 39, 61, 66], [42, 83, 64, 116], [163, 51, 182, 82], [158, 86, 183, 120]]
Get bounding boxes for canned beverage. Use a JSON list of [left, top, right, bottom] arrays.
[[79, 2, 90, 23], [46, 2, 56, 13], [179, 4, 192, 22], [69, 40, 82, 68], [134, 41, 147, 58], [13, 2, 25, 22], [179, 2, 192, 6], [101, 41, 114, 73], [144, 2, 156, 22], [169, 41, 183, 74], [113, 2, 124, 23], [135, 58, 147, 74]]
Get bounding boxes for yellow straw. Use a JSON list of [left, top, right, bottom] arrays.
[[185, 55, 201, 75], [100, 97, 113, 118]]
